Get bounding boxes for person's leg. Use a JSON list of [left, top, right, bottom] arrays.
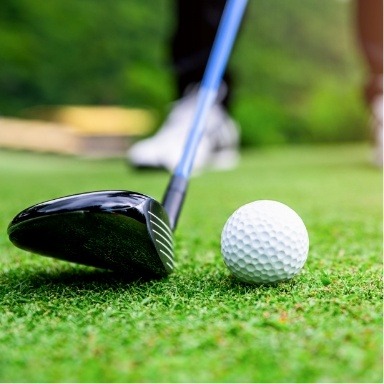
[[356, 0, 383, 165], [171, 0, 232, 108], [127, 0, 240, 172]]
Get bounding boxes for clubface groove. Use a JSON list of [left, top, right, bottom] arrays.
[[149, 211, 173, 241], [149, 211, 174, 270]]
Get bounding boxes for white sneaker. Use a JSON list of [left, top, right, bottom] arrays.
[[127, 87, 240, 172]]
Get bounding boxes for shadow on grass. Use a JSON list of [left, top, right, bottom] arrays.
[[225, 274, 301, 293], [2, 262, 303, 306], [2, 264, 165, 295]]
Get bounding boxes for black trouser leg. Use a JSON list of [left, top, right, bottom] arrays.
[[171, 0, 232, 108]]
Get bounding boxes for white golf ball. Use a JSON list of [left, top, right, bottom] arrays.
[[221, 200, 309, 284]]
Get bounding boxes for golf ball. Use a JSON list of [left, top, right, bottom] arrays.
[[221, 200, 309, 284]]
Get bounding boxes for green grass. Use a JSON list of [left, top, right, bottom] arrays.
[[0, 143, 382, 383]]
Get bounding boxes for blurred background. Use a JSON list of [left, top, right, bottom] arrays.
[[0, 0, 370, 153]]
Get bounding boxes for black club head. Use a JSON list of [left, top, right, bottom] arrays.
[[8, 191, 174, 279]]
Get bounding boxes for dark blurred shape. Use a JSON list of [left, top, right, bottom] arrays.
[[356, 0, 383, 104]]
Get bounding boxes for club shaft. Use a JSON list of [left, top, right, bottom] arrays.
[[175, 0, 248, 179], [163, 0, 248, 230]]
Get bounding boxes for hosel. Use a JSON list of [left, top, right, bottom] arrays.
[[162, 174, 189, 231]]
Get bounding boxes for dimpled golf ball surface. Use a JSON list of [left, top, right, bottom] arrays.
[[221, 200, 309, 283]]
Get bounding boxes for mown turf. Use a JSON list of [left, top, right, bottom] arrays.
[[0, 143, 382, 382]]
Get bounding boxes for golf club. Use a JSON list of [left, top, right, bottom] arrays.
[[7, 0, 248, 279]]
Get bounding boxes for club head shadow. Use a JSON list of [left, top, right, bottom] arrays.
[[8, 191, 174, 279]]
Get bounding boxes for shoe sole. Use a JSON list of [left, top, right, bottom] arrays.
[[206, 148, 240, 171], [129, 148, 240, 173]]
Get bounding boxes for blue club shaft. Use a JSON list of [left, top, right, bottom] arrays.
[[163, 0, 248, 230], [175, 0, 248, 179]]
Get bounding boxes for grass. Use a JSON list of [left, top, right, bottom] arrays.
[[0, 143, 382, 382]]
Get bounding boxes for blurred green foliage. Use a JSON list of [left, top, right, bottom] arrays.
[[0, 0, 369, 145]]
